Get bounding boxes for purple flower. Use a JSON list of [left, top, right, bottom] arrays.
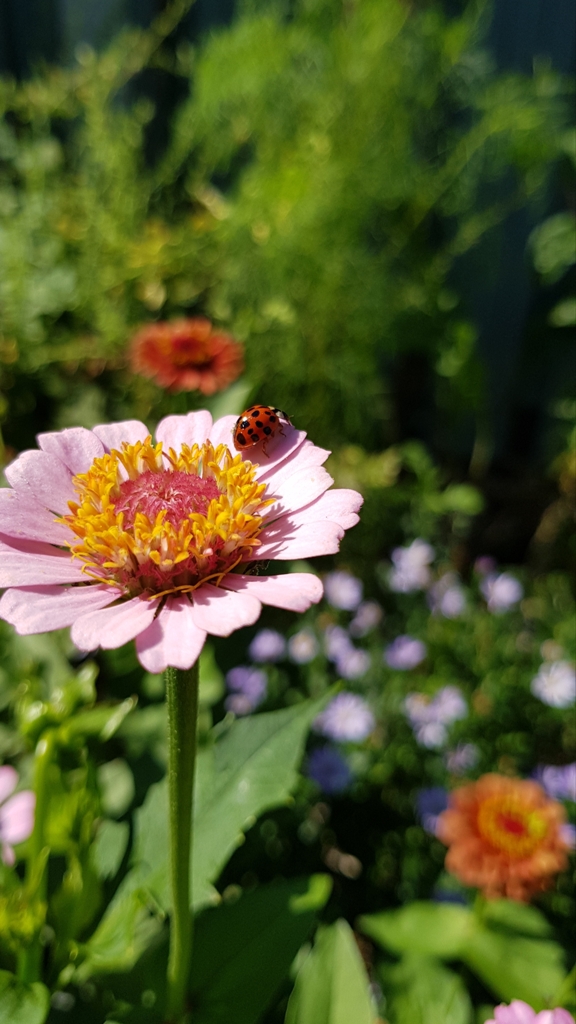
[[534, 764, 576, 802], [474, 555, 497, 576], [416, 787, 449, 835], [403, 686, 467, 749], [0, 766, 35, 866], [445, 743, 479, 775], [480, 572, 523, 613], [349, 600, 383, 638], [335, 647, 371, 681], [530, 661, 576, 709], [288, 629, 319, 664], [560, 823, 576, 850], [384, 635, 427, 670], [314, 692, 376, 742], [225, 666, 267, 715], [428, 573, 466, 618], [307, 746, 352, 794], [388, 539, 434, 593], [248, 629, 286, 663], [324, 625, 354, 662], [324, 571, 363, 611]]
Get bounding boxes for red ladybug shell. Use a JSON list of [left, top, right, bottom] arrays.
[[233, 405, 292, 456]]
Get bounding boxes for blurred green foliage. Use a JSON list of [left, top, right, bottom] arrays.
[[0, 0, 570, 454]]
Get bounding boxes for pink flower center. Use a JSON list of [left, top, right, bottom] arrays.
[[115, 470, 220, 529]]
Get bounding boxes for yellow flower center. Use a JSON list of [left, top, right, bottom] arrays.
[[60, 437, 273, 598], [477, 794, 548, 858]]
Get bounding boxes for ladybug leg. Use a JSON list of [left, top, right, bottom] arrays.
[[260, 438, 271, 458]]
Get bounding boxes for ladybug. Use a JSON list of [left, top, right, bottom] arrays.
[[233, 405, 292, 457]]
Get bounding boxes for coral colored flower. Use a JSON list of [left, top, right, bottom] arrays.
[[486, 1001, 574, 1024], [437, 774, 571, 901], [0, 766, 35, 866], [0, 413, 362, 673], [129, 318, 244, 394]]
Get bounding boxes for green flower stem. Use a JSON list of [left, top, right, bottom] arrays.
[[165, 662, 200, 1022], [18, 728, 57, 984]]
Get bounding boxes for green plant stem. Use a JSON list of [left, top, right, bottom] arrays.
[[165, 663, 200, 1022], [17, 729, 57, 984]]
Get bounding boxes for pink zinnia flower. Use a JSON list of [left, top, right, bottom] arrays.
[[0, 413, 362, 673], [486, 1001, 574, 1024], [0, 765, 35, 866]]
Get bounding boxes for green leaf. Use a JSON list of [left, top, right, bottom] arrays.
[[463, 928, 566, 1012], [97, 759, 135, 819], [0, 971, 50, 1024], [381, 956, 473, 1024], [90, 819, 130, 881], [135, 698, 326, 910], [530, 212, 576, 281], [480, 899, 552, 938], [285, 919, 377, 1024], [191, 875, 332, 1024], [359, 902, 474, 960]]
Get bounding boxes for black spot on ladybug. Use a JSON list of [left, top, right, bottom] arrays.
[[251, 410, 261, 418], [236, 432, 246, 446], [263, 426, 272, 435], [248, 429, 257, 437], [241, 419, 249, 428], [256, 420, 264, 428], [269, 414, 277, 423]]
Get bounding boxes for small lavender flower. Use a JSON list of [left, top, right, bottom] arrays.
[[349, 600, 383, 638], [335, 647, 371, 681], [248, 628, 286, 663], [534, 764, 576, 802], [403, 686, 467, 749], [0, 765, 35, 866], [445, 743, 479, 775], [531, 661, 576, 709], [324, 571, 363, 611], [561, 823, 576, 850], [288, 629, 319, 664], [388, 539, 435, 593], [324, 625, 354, 662], [473, 555, 497, 576], [384, 635, 427, 670], [307, 746, 352, 794], [225, 666, 267, 715], [314, 692, 376, 742], [416, 787, 449, 835], [480, 572, 523, 613], [428, 573, 466, 618]]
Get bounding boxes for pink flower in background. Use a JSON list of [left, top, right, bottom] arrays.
[[323, 570, 363, 611], [0, 766, 35, 866], [0, 413, 362, 673], [388, 539, 434, 593], [314, 692, 375, 742], [480, 571, 523, 613], [486, 1001, 574, 1024]]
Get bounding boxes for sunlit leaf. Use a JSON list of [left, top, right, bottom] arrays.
[[285, 919, 377, 1024]]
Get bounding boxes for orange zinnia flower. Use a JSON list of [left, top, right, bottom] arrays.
[[437, 773, 570, 901], [129, 318, 244, 394]]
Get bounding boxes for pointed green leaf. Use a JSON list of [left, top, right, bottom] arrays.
[[462, 928, 566, 1011], [359, 901, 474, 960], [285, 919, 377, 1024], [381, 956, 473, 1024], [0, 971, 49, 1024]]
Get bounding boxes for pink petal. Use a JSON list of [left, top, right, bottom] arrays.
[[71, 596, 159, 651], [0, 584, 121, 635], [495, 1004, 537, 1024], [1, 842, 15, 866], [0, 489, 72, 545], [191, 583, 261, 635], [209, 414, 238, 450], [252, 427, 307, 479], [135, 596, 207, 672], [262, 441, 330, 491], [267, 466, 334, 517], [93, 420, 149, 452], [0, 536, 86, 587], [4, 450, 77, 514], [0, 766, 18, 805], [37, 427, 104, 475], [156, 411, 213, 451], [0, 791, 35, 844], [283, 488, 363, 530], [223, 572, 323, 612], [252, 518, 345, 560]]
